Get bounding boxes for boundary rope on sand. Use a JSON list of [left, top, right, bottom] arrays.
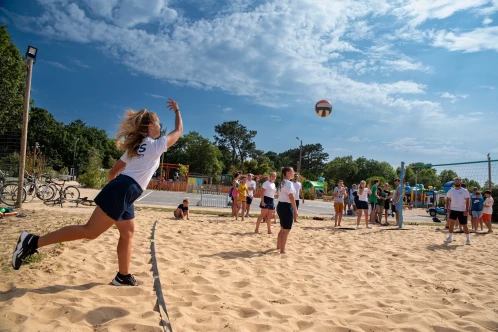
[[150, 220, 173, 332]]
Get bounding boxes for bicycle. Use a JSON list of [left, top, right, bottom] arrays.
[[23, 171, 56, 203], [0, 170, 27, 206], [44, 176, 81, 207]]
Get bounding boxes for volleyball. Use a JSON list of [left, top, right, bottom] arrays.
[[315, 100, 332, 117]]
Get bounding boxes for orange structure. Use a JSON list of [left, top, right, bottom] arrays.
[[147, 163, 190, 191]]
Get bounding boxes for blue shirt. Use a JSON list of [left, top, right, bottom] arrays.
[[471, 197, 484, 212]]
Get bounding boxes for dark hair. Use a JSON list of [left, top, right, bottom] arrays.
[[476, 191, 481, 195], [280, 167, 293, 189], [373, 179, 379, 185], [461, 183, 467, 188], [484, 190, 492, 195], [395, 178, 400, 182]]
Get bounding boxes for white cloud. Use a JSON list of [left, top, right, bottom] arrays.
[[476, 85, 495, 90], [348, 136, 372, 143], [69, 57, 91, 68], [145, 93, 166, 99], [386, 137, 483, 159], [439, 92, 469, 103], [269, 115, 282, 122], [482, 17, 493, 25], [432, 26, 498, 52], [222, 107, 232, 112], [41, 60, 74, 71], [469, 112, 483, 115]]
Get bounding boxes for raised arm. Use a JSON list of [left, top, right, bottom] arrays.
[[108, 159, 126, 182], [165, 98, 183, 148]]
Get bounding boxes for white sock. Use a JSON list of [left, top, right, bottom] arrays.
[[447, 234, 453, 241], [466, 234, 470, 240]]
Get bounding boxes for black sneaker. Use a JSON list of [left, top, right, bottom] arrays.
[[112, 273, 138, 286], [12, 231, 39, 270]]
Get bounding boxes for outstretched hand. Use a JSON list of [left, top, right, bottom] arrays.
[[167, 98, 179, 112]]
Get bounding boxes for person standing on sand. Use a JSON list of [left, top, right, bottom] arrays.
[[12, 98, 183, 286], [292, 173, 304, 223], [276, 167, 298, 254], [356, 180, 371, 229], [444, 177, 471, 245], [236, 176, 249, 221], [245, 174, 257, 218], [333, 180, 347, 227], [255, 173, 277, 234]]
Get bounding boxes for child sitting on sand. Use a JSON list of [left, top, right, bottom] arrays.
[[174, 198, 190, 220]]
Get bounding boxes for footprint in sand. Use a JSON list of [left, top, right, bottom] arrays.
[[232, 280, 251, 288], [3, 312, 28, 324], [85, 306, 129, 325], [293, 305, 316, 315], [237, 307, 260, 318]]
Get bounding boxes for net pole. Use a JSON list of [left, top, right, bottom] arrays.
[[399, 161, 405, 229], [488, 154, 492, 191]]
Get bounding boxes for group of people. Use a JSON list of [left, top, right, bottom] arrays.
[[444, 178, 494, 245], [332, 179, 403, 229]]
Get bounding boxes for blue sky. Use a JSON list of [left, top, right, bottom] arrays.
[[1, 0, 497, 169]]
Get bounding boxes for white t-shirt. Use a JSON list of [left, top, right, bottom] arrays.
[[247, 180, 256, 197], [292, 181, 302, 201], [120, 136, 168, 190], [279, 179, 297, 203], [483, 197, 494, 214], [357, 187, 370, 202], [446, 188, 470, 212], [262, 181, 277, 198], [334, 186, 347, 203]]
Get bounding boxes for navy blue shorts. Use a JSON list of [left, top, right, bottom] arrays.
[[94, 174, 143, 221], [295, 200, 300, 209], [277, 202, 294, 230], [259, 196, 275, 210]]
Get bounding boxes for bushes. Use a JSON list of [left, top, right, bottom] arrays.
[[303, 190, 311, 200], [78, 169, 108, 189]]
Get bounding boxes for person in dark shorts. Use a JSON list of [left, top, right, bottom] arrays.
[[276, 167, 298, 254], [174, 198, 190, 220], [255, 172, 277, 234], [444, 177, 471, 245], [383, 183, 391, 225], [11, 98, 184, 286]]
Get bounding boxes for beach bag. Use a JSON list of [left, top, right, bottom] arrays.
[[229, 187, 234, 197]]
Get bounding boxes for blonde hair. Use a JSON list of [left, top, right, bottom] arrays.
[[116, 109, 159, 158], [359, 180, 366, 195]]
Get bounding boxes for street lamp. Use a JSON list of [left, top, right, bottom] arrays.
[[72, 137, 79, 179], [296, 137, 302, 174], [16, 45, 38, 208]]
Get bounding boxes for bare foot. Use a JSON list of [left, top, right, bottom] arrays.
[[280, 251, 286, 254], [268, 232, 273, 235], [255, 230, 259, 233]]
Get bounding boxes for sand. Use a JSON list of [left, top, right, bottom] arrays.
[[1, 189, 497, 331]]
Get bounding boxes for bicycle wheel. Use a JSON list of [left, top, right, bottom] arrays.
[[63, 186, 80, 200], [24, 183, 36, 203], [37, 184, 56, 201], [0, 183, 27, 206]]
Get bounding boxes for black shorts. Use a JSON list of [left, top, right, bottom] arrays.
[[391, 204, 397, 212], [277, 202, 294, 230], [259, 196, 275, 210], [246, 196, 253, 205], [357, 200, 369, 210], [295, 200, 299, 209], [370, 202, 377, 210], [449, 210, 468, 225], [94, 174, 143, 221], [384, 201, 390, 210]]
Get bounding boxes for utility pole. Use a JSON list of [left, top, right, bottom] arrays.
[[296, 137, 302, 174], [72, 137, 79, 180], [16, 46, 37, 208], [488, 153, 492, 191]]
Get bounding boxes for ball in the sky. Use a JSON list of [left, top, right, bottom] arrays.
[[315, 100, 332, 117]]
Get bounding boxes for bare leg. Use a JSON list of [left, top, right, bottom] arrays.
[[276, 228, 283, 249], [279, 229, 290, 254], [255, 209, 268, 233], [364, 210, 370, 227], [356, 210, 363, 226], [115, 219, 135, 275], [37, 207, 115, 248], [241, 202, 246, 221]]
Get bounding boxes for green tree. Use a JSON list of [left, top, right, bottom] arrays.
[[214, 121, 257, 169], [438, 169, 458, 185], [462, 178, 481, 190], [0, 25, 26, 134], [416, 168, 440, 188], [77, 147, 107, 188], [323, 156, 358, 188]]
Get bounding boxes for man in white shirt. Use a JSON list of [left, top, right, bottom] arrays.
[[445, 177, 471, 245], [292, 173, 304, 223], [245, 174, 257, 217]]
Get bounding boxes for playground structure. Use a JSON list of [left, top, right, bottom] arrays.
[[147, 163, 190, 191], [303, 177, 327, 199], [405, 181, 454, 209]]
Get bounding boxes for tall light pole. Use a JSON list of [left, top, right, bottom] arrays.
[[72, 137, 79, 179], [296, 137, 302, 174], [16, 45, 38, 208]]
